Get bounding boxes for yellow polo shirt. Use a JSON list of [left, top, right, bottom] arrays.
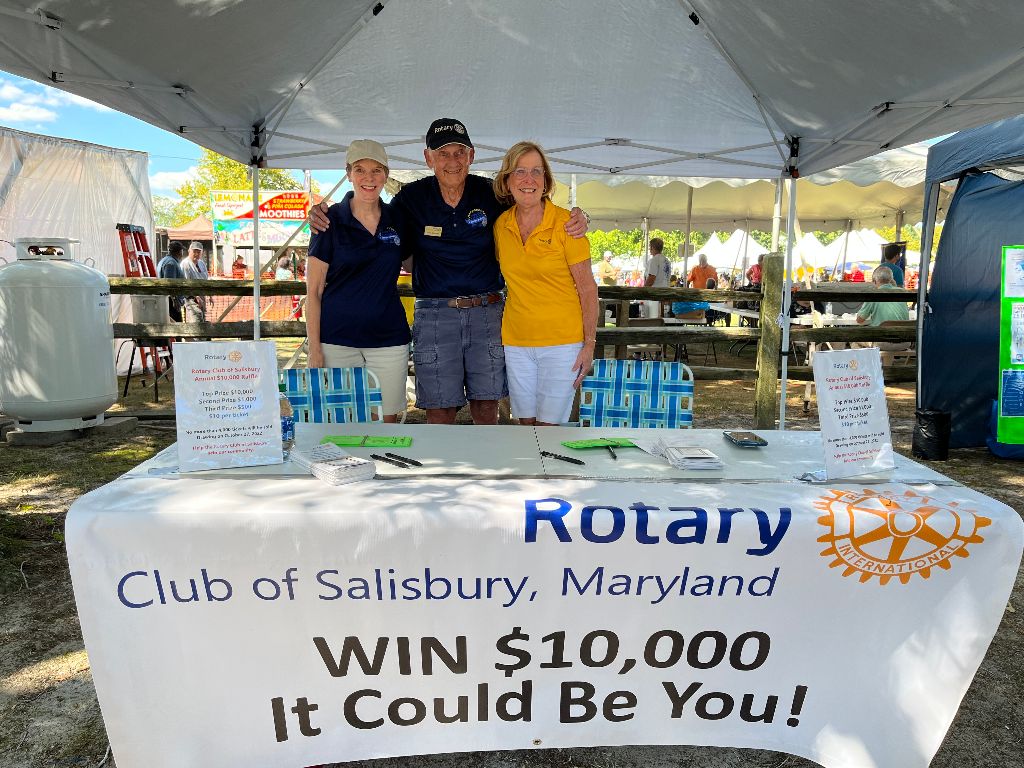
[[494, 202, 591, 346]]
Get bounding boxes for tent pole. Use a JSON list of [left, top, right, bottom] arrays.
[[778, 177, 798, 429], [683, 185, 693, 275], [895, 209, 904, 242], [252, 166, 261, 341], [915, 183, 941, 409], [570, 173, 577, 208], [770, 177, 783, 251]]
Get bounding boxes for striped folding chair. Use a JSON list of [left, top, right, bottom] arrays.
[[578, 359, 694, 428], [279, 367, 384, 423]]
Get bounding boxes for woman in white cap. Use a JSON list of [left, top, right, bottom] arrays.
[[306, 139, 410, 421]]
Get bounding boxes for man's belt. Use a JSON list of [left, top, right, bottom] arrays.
[[416, 293, 504, 309]]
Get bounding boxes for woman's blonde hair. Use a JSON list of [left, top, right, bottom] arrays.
[[493, 141, 555, 206]]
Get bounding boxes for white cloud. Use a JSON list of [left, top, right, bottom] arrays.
[[0, 103, 58, 123], [150, 166, 198, 192], [0, 82, 27, 100], [0, 76, 115, 120]]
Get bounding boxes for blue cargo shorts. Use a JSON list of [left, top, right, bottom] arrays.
[[412, 295, 508, 410]]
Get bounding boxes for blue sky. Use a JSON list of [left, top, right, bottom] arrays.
[[0, 70, 347, 200]]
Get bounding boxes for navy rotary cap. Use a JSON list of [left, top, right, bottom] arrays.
[[425, 118, 474, 150]]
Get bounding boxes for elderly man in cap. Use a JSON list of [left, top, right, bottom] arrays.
[[181, 240, 209, 323], [309, 118, 588, 424]]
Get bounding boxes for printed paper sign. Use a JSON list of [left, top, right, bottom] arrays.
[[65, 477, 1024, 768], [812, 347, 895, 479], [173, 340, 281, 471], [1012, 304, 1024, 364], [1004, 246, 1024, 298]]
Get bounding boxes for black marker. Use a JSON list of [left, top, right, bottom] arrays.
[[540, 450, 586, 466], [370, 453, 411, 468], [385, 452, 422, 467], [605, 444, 617, 460]]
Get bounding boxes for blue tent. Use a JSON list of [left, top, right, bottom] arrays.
[[918, 116, 1024, 447]]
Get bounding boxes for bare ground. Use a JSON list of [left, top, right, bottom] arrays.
[[1, 356, 1021, 768]]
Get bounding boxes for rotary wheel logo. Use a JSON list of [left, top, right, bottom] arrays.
[[816, 488, 990, 585], [228, 351, 242, 362]]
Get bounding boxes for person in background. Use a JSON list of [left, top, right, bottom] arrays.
[[644, 237, 671, 318], [596, 250, 620, 285], [746, 253, 765, 286], [492, 141, 597, 426], [181, 241, 209, 323], [306, 139, 410, 423], [856, 265, 909, 326], [231, 254, 247, 279], [687, 253, 717, 289], [882, 248, 905, 287], [275, 255, 293, 280], [157, 241, 186, 322]]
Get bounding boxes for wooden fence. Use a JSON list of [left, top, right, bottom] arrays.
[[109, 253, 918, 426]]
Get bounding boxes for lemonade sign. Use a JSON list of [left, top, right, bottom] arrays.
[[211, 190, 311, 247]]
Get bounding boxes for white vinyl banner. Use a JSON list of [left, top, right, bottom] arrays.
[[173, 340, 282, 471], [66, 476, 1023, 768], [813, 348, 895, 479]]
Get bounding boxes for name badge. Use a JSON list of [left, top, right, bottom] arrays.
[[424, 226, 442, 237]]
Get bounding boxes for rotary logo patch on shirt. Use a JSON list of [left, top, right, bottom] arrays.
[[377, 227, 400, 246], [466, 209, 488, 228]]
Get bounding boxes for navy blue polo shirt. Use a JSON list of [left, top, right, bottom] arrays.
[[393, 174, 508, 298], [307, 192, 411, 348]]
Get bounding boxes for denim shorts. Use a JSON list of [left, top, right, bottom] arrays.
[[412, 300, 507, 409]]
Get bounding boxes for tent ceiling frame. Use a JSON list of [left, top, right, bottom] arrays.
[[879, 47, 1024, 150], [254, 0, 390, 165], [49, 71, 189, 95], [680, 0, 793, 162], [0, 4, 61, 29]]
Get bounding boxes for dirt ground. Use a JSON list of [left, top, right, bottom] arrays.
[[1, 354, 1021, 768]]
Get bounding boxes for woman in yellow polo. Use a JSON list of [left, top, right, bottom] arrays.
[[493, 141, 598, 425]]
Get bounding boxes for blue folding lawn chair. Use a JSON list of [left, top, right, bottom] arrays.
[[279, 367, 384, 423], [578, 359, 694, 428]]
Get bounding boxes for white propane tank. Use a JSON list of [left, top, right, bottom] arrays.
[[0, 238, 117, 432]]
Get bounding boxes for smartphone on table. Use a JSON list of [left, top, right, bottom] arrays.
[[723, 430, 768, 447]]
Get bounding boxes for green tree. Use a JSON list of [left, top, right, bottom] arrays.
[[169, 149, 319, 226], [151, 195, 177, 228]]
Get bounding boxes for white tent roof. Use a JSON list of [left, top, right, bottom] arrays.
[[692, 232, 725, 263], [715, 228, 766, 272], [550, 144, 954, 231], [2, 1, 1023, 179], [794, 233, 830, 270], [822, 228, 890, 272]]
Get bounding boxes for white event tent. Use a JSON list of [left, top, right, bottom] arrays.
[[2, 0, 1024, 425]]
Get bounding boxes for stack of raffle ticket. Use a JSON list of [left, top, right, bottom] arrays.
[[288, 444, 376, 485]]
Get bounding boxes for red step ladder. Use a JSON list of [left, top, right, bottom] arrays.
[[117, 224, 172, 394]]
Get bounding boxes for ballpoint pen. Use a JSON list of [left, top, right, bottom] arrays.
[[540, 450, 586, 466], [370, 453, 412, 468], [385, 452, 422, 467], [605, 444, 617, 460]]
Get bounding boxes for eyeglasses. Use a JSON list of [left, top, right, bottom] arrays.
[[512, 167, 544, 179]]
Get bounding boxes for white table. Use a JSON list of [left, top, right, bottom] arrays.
[[66, 426, 1023, 768], [137, 425, 952, 486]]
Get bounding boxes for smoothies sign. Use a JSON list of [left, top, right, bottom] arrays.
[[211, 190, 311, 247]]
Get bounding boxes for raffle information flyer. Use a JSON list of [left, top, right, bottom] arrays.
[[812, 347, 895, 479], [174, 340, 281, 471]]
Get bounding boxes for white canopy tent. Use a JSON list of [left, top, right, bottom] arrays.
[[551, 144, 952, 232], [0, 126, 152, 373], [3, 0, 1024, 426], [717, 228, 765, 275], [822, 228, 890, 275]]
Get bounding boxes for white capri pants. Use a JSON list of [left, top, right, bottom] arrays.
[[504, 343, 583, 424], [321, 343, 409, 417]]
